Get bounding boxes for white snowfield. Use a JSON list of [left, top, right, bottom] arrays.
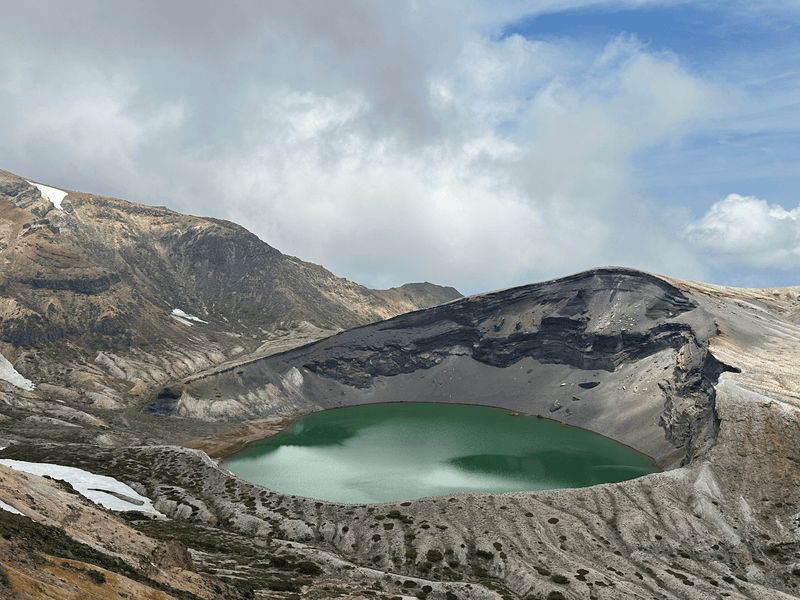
[[25, 180, 68, 210], [0, 459, 163, 517], [171, 308, 208, 327], [0, 353, 35, 391], [0, 499, 23, 515]]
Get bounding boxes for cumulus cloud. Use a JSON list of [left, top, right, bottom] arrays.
[[0, 58, 188, 199], [685, 194, 800, 268], [0, 1, 754, 293], [206, 33, 719, 289]]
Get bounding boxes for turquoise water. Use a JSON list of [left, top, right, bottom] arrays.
[[225, 403, 656, 504]]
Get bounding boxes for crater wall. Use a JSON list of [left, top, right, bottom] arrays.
[[166, 268, 734, 468]]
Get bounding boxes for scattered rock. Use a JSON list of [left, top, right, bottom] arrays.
[[127, 379, 148, 395], [24, 416, 81, 428]]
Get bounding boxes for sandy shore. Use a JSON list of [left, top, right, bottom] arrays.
[[181, 417, 293, 461]]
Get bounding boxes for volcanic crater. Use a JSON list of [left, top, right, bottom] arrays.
[[2, 170, 800, 599]]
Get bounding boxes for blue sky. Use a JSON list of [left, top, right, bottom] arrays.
[[1, 1, 799, 293], [501, 4, 796, 58], [503, 4, 800, 209]]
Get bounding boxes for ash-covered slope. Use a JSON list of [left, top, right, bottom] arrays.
[[167, 267, 734, 468], [0, 169, 460, 411]]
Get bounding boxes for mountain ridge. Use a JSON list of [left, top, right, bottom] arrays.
[[0, 169, 461, 409]]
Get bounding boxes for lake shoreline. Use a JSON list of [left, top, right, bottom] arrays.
[[222, 402, 659, 504], [210, 400, 661, 473], [182, 416, 298, 463]]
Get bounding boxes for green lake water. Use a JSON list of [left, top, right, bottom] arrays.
[[225, 403, 656, 504]]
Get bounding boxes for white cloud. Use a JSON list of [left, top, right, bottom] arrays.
[[222, 92, 551, 288], [203, 34, 720, 291], [2, 1, 772, 293], [685, 194, 800, 268], [0, 60, 187, 197]]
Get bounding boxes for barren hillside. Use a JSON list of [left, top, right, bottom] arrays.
[[0, 169, 460, 424]]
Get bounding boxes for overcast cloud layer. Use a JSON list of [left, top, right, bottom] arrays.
[[1, 1, 799, 294]]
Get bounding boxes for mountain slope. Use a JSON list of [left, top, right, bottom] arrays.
[[5, 168, 800, 599], [0, 169, 461, 411]]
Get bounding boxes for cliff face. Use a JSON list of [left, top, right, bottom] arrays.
[[0, 170, 461, 407]]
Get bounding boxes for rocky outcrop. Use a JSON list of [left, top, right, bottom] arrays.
[[372, 282, 463, 314]]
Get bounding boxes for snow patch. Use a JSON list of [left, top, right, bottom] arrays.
[[739, 496, 754, 522], [0, 499, 23, 515], [0, 353, 35, 391], [25, 180, 67, 210], [171, 308, 207, 327], [0, 459, 163, 517], [285, 366, 304, 388], [693, 464, 723, 501]]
